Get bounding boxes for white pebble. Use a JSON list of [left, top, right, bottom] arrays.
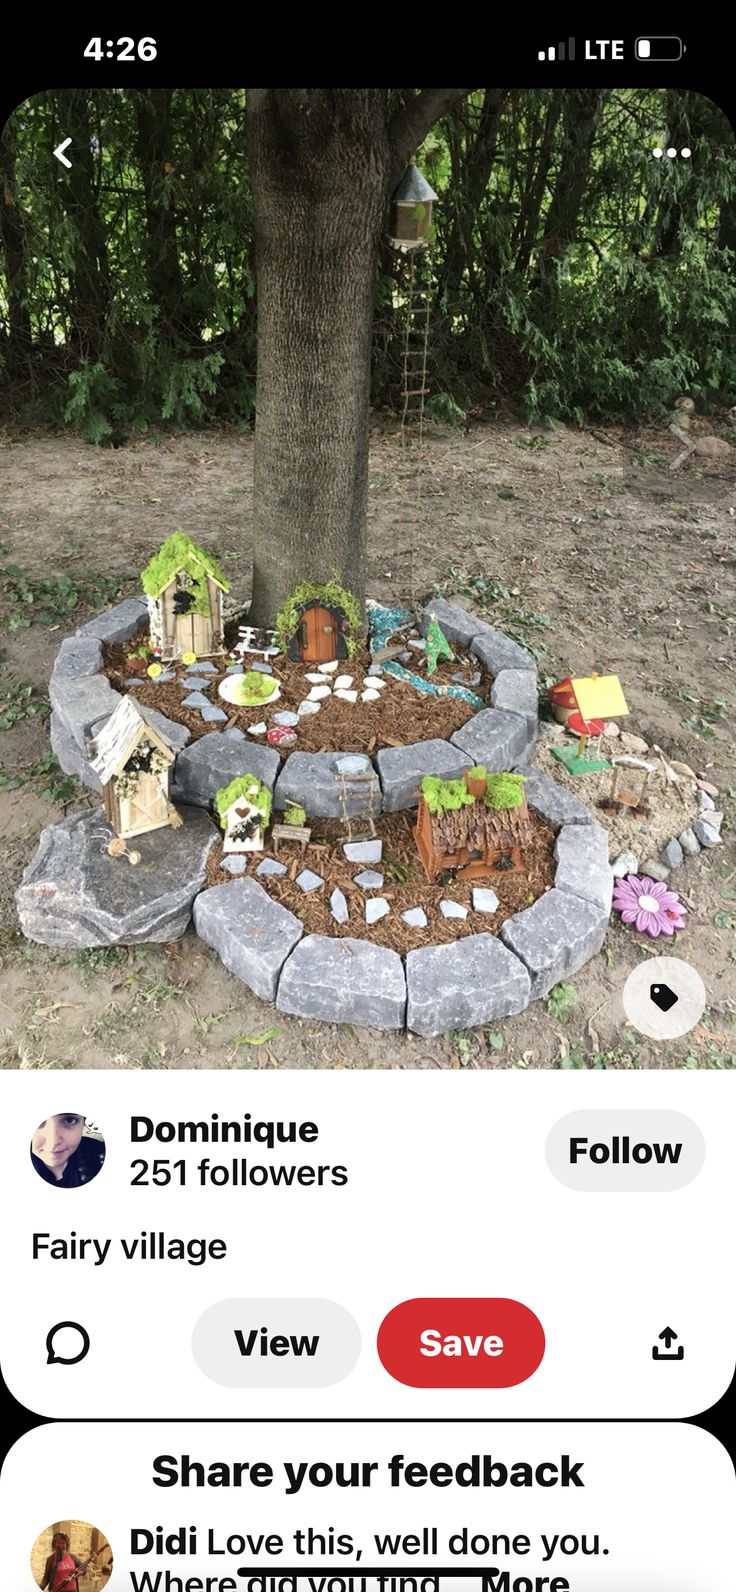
[[334, 675, 353, 690]]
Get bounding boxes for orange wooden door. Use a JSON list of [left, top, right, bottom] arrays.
[[302, 604, 337, 662]]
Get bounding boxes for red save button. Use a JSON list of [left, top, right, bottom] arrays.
[[377, 1298, 545, 1388]]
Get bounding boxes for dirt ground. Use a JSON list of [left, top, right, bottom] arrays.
[[1, 417, 734, 1069]]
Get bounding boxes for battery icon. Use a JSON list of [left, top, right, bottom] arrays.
[[636, 36, 685, 61]]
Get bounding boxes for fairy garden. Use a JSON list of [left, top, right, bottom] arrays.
[[16, 523, 721, 1034]]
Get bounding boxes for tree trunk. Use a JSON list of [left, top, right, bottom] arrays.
[[0, 120, 32, 375], [246, 89, 390, 624], [245, 87, 471, 627]]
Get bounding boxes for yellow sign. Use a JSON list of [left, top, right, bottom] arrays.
[[572, 675, 629, 720]]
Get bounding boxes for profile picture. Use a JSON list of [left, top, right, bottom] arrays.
[[30, 1115, 106, 1188], [30, 1522, 112, 1592]]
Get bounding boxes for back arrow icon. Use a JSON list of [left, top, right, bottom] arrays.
[[54, 138, 72, 169]]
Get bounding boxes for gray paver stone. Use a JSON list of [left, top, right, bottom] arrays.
[[501, 887, 608, 999], [376, 739, 472, 812], [75, 597, 148, 644], [519, 766, 592, 829], [406, 933, 530, 1037], [173, 735, 279, 807], [51, 674, 123, 750], [277, 935, 406, 1029], [678, 828, 700, 856], [693, 820, 722, 848], [660, 837, 684, 870], [194, 877, 303, 1000], [491, 668, 538, 724], [470, 629, 536, 675], [274, 752, 381, 819], [451, 708, 534, 770], [554, 822, 613, 913]]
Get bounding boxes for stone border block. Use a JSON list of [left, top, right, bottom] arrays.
[[521, 766, 593, 829], [50, 634, 103, 685], [173, 734, 280, 807], [554, 822, 613, 913], [501, 887, 608, 999], [193, 877, 303, 1001], [75, 596, 149, 644], [406, 933, 531, 1036], [274, 752, 381, 819], [491, 668, 538, 725], [50, 674, 123, 751], [376, 739, 472, 812], [451, 707, 534, 769], [276, 935, 406, 1029], [470, 630, 536, 675]]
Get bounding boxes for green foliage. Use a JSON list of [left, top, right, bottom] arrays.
[[484, 772, 526, 810], [0, 682, 50, 730], [140, 531, 229, 601], [274, 577, 363, 658], [426, 391, 466, 430], [467, 765, 487, 781], [215, 774, 272, 829], [420, 775, 474, 816], [0, 563, 123, 630], [546, 982, 580, 1022], [284, 803, 307, 826], [63, 362, 125, 444]]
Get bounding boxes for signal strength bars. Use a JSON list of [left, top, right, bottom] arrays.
[[538, 37, 576, 60]]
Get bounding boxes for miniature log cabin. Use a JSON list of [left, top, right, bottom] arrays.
[[415, 769, 531, 883], [141, 531, 230, 659], [90, 697, 181, 840], [215, 776, 272, 855]]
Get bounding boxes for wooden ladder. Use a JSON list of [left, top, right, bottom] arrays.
[[336, 768, 380, 840]]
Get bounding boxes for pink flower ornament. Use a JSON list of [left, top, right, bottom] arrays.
[[612, 874, 687, 938]]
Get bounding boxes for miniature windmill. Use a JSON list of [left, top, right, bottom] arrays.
[[550, 674, 629, 777]]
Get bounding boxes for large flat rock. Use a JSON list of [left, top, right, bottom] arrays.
[[193, 878, 303, 1001], [75, 596, 149, 644], [406, 933, 531, 1036], [521, 766, 593, 829], [501, 888, 608, 999], [554, 822, 613, 913], [16, 806, 216, 947], [451, 707, 534, 769], [173, 734, 280, 807], [276, 935, 406, 1029], [274, 752, 381, 819], [376, 739, 471, 812], [470, 630, 536, 675]]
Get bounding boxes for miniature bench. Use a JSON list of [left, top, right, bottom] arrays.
[[271, 822, 312, 854], [236, 625, 280, 660]]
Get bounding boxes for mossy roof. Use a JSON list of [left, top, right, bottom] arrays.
[[141, 532, 230, 600], [215, 775, 272, 827]]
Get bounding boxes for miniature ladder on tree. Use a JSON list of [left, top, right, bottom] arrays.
[[336, 766, 380, 841], [396, 246, 433, 611]]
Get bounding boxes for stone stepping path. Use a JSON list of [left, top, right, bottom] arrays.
[[401, 906, 427, 929], [221, 855, 246, 875], [354, 870, 383, 889], [366, 897, 390, 924], [181, 691, 211, 710], [200, 703, 227, 724], [272, 710, 300, 727], [256, 858, 287, 877], [296, 869, 324, 893], [472, 887, 500, 914], [343, 839, 382, 863], [187, 660, 217, 673], [330, 888, 349, 924], [440, 899, 468, 920]]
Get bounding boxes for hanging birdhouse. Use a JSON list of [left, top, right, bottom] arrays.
[[388, 161, 438, 250], [215, 775, 272, 854], [90, 697, 181, 840]]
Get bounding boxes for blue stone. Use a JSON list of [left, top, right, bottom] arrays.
[[251, 661, 274, 674], [187, 660, 217, 674], [256, 858, 288, 877], [200, 704, 228, 724], [181, 691, 211, 710], [354, 869, 384, 889], [296, 869, 324, 894]]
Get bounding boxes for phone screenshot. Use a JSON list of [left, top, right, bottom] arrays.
[[1, 34, 734, 1592]]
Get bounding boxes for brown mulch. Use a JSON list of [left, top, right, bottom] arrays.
[[202, 810, 556, 956], [102, 633, 486, 756]]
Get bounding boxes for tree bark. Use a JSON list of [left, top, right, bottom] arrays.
[[245, 88, 470, 626], [59, 91, 113, 359]]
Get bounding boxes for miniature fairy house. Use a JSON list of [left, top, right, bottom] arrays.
[[415, 769, 531, 883], [90, 697, 181, 840], [550, 674, 629, 776], [274, 580, 362, 665], [215, 775, 272, 855], [141, 532, 230, 659]]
